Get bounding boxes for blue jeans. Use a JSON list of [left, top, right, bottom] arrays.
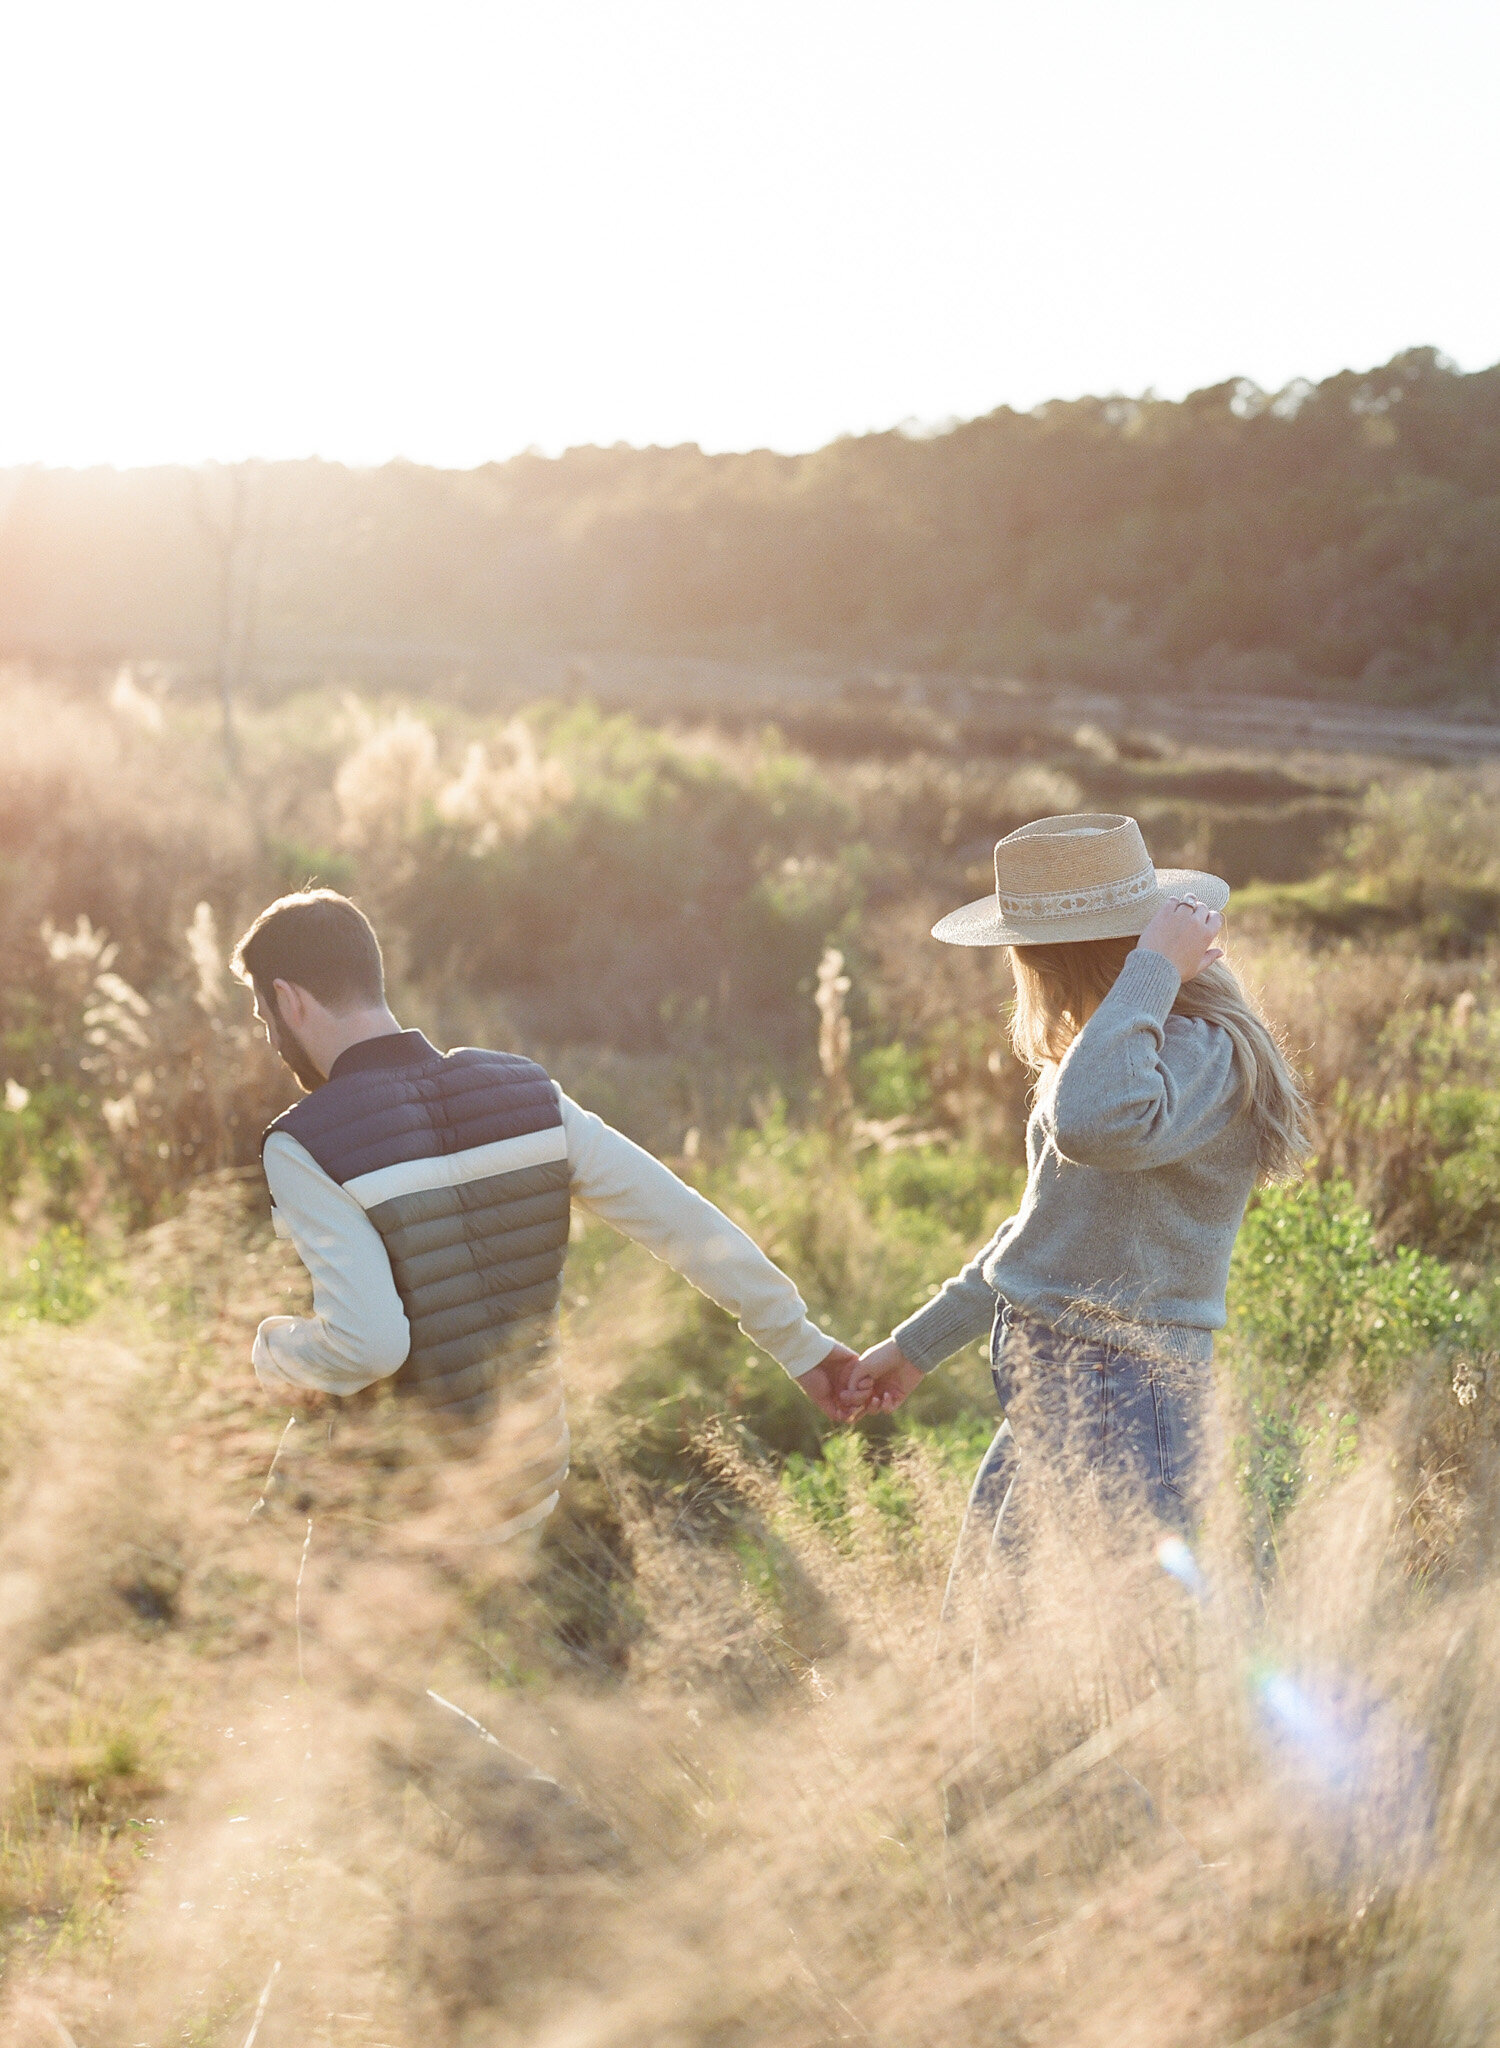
[[938, 1306, 1218, 1798], [942, 1305, 1214, 1623]]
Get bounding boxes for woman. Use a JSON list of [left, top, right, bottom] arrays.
[[846, 812, 1309, 1566]]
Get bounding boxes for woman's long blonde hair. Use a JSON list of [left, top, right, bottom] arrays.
[[1008, 936, 1311, 1183]]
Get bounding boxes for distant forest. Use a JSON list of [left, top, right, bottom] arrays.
[[1, 347, 1497, 705]]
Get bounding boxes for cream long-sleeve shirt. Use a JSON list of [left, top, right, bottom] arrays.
[[252, 1086, 835, 1395]]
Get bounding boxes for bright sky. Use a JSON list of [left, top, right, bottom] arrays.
[[1, 0, 1496, 470]]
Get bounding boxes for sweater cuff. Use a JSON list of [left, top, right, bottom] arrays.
[[1116, 945, 1183, 1018], [893, 1291, 992, 1375]]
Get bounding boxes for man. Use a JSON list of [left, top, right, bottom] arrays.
[[233, 889, 859, 1543]]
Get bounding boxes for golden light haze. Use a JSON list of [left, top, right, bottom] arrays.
[[1, 0, 1497, 468]]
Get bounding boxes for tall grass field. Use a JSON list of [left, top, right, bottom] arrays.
[[3, 665, 1500, 2045]]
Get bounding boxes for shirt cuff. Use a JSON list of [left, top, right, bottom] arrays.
[[782, 1323, 838, 1379], [251, 1318, 304, 1395], [892, 1291, 994, 1374]]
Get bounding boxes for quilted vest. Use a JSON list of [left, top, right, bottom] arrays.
[[265, 1031, 572, 1519]]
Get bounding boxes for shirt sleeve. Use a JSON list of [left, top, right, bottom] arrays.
[[252, 1131, 412, 1396], [890, 1215, 1017, 1374], [558, 1089, 836, 1379], [1049, 947, 1243, 1171]]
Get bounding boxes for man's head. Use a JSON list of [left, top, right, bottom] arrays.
[[231, 890, 392, 1090]]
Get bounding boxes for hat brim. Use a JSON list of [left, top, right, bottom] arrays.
[[932, 869, 1231, 948]]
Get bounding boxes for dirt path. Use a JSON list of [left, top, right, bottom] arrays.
[[531, 650, 1500, 764]]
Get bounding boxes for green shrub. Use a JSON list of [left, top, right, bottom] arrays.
[[856, 1143, 1023, 1251], [1227, 1175, 1485, 1532], [715, 1121, 1020, 1364], [856, 1042, 931, 1120], [602, 1127, 1013, 1479], [1347, 773, 1500, 891], [780, 1416, 995, 1550], [1327, 1078, 1500, 1259], [401, 710, 863, 1060], [781, 1432, 919, 1546], [7, 1226, 101, 1325], [1234, 1397, 1360, 1539], [1230, 1175, 1475, 1393], [1236, 875, 1500, 954]]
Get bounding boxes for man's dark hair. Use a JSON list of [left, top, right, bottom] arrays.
[[231, 890, 386, 1012]]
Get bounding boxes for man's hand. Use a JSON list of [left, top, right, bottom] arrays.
[[796, 1342, 867, 1423], [844, 1337, 924, 1416], [1137, 893, 1225, 982]]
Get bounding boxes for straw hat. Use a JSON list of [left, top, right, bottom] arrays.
[[933, 812, 1230, 948]]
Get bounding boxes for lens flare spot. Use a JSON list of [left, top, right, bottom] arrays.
[[1156, 1534, 1208, 1599]]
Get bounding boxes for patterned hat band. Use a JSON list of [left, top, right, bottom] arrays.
[[994, 866, 1158, 921]]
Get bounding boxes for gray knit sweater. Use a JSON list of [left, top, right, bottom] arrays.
[[893, 948, 1260, 1371]]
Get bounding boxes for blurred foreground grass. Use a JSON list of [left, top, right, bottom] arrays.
[[1, 1159, 1499, 2047]]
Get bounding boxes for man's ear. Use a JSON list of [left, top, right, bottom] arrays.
[[272, 978, 311, 1031]]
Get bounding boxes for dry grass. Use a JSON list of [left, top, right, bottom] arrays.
[[7, 676, 1500, 2041], [0, 1187, 1495, 2047]]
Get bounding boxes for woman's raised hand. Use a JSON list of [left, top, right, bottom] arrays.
[[1138, 893, 1224, 982]]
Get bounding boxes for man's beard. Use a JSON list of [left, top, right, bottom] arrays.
[[266, 1003, 325, 1094]]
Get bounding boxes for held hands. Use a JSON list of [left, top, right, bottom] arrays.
[[1137, 892, 1224, 983], [846, 1337, 924, 1415], [797, 1343, 867, 1423], [798, 1337, 922, 1422]]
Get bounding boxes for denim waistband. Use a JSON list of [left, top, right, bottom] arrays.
[[997, 1301, 1215, 1368]]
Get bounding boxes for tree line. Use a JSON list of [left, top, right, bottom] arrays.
[[1, 347, 1496, 704]]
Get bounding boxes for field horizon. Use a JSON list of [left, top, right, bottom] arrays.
[[4, 345, 1499, 715]]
